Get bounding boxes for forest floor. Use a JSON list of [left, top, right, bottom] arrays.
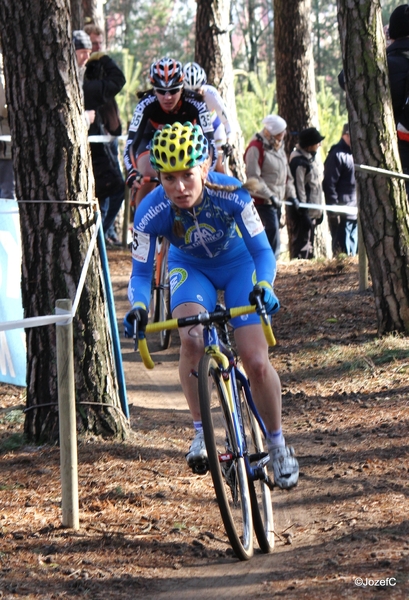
[[1, 252, 409, 599]]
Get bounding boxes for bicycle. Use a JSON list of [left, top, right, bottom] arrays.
[[149, 236, 171, 350], [131, 175, 172, 350], [133, 289, 277, 560]]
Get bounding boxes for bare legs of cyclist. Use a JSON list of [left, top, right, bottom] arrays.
[[173, 302, 208, 474], [174, 302, 299, 488], [236, 325, 299, 489]]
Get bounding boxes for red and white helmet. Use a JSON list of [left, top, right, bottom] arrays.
[[149, 57, 184, 89], [183, 62, 207, 90]]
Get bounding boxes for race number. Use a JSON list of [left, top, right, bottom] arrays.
[[241, 203, 264, 237], [132, 230, 151, 262], [199, 111, 213, 133]]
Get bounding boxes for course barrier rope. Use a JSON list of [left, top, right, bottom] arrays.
[[354, 163, 409, 180], [0, 211, 101, 332]]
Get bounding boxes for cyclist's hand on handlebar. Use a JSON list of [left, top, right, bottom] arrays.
[[123, 302, 148, 338], [221, 142, 233, 157], [126, 168, 143, 189], [249, 281, 280, 315]]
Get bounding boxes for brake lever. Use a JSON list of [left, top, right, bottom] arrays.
[[253, 286, 270, 326], [133, 318, 139, 351]]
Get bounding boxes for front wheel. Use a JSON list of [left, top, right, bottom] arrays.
[[239, 379, 275, 553], [155, 241, 171, 350], [198, 354, 253, 560]]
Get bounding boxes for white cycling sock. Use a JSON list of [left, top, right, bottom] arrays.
[[266, 428, 285, 448], [193, 420, 203, 433]]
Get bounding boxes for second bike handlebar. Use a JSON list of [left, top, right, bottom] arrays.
[[136, 303, 276, 370]]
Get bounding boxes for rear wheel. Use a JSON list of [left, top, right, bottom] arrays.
[[198, 354, 253, 560], [239, 377, 275, 553]]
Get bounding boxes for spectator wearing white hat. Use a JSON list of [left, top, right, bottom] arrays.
[[244, 115, 298, 257]]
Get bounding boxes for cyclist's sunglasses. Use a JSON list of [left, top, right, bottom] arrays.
[[154, 86, 182, 96]]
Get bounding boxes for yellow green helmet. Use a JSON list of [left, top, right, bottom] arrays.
[[150, 122, 209, 172]]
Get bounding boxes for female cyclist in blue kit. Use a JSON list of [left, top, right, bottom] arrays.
[[124, 121, 299, 490]]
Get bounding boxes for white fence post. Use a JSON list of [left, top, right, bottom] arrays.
[[56, 299, 79, 530]]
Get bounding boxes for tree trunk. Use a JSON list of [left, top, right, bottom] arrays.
[[273, 0, 318, 149], [273, 0, 329, 259], [82, 0, 105, 30], [337, 0, 409, 334], [0, 0, 128, 441], [195, 0, 245, 180], [70, 0, 83, 30]]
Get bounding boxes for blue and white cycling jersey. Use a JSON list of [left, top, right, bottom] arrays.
[[128, 172, 276, 311]]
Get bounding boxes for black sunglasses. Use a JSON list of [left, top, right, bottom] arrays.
[[154, 87, 182, 96]]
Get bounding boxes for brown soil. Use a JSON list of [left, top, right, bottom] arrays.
[[1, 252, 409, 599]]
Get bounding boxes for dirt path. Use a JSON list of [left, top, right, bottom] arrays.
[[111, 270, 315, 600], [1, 253, 408, 599], [109, 254, 409, 599]]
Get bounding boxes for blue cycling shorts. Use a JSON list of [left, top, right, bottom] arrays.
[[168, 250, 260, 329]]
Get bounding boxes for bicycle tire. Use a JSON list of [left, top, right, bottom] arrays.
[[239, 380, 275, 553], [148, 262, 157, 323], [156, 241, 171, 350], [198, 353, 254, 560]]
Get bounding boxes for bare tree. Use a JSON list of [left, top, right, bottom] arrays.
[[273, 0, 329, 258], [337, 0, 409, 334], [195, 0, 245, 179], [273, 0, 318, 150], [70, 0, 104, 30], [0, 0, 128, 441]]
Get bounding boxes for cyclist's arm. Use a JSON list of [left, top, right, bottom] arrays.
[[203, 85, 235, 139], [128, 226, 156, 308], [233, 191, 277, 284], [128, 188, 172, 306], [195, 99, 218, 171], [123, 94, 154, 172]]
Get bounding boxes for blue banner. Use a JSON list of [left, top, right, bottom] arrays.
[[0, 199, 26, 386]]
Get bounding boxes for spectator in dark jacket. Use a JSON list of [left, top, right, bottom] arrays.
[[82, 43, 126, 238], [289, 127, 325, 260], [84, 24, 125, 244], [73, 30, 126, 240], [323, 124, 357, 256]]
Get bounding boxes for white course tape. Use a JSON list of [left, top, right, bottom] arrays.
[[0, 212, 102, 332], [283, 200, 357, 216], [355, 163, 409, 181], [1, 134, 127, 144]]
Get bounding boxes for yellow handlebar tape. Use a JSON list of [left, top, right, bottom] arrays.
[[138, 337, 155, 369], [140, 305, 276, 369], [146, 318, 179, 333], [231, 305, 276, 347]]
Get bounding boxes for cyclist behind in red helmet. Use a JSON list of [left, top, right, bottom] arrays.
[[124, 57, 217, 208], [183, 61, 236, 174]]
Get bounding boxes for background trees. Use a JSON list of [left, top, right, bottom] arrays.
[[0, 0, 127, 441], [195, 0, 245, 178], [2, 0, 409, 448], [337, 0, 409, 334]]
